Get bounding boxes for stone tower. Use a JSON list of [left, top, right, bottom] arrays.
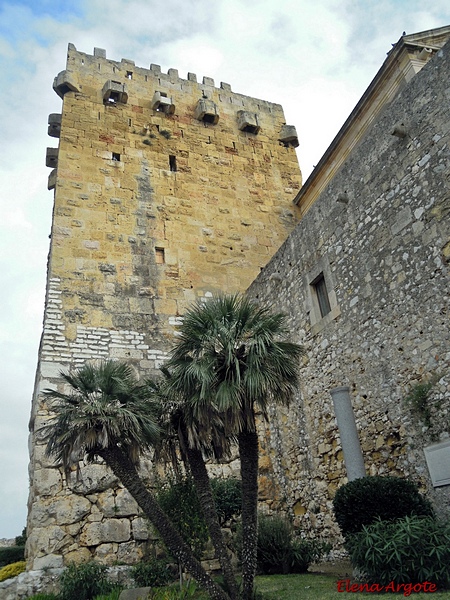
[[27, 44, 302, 569]]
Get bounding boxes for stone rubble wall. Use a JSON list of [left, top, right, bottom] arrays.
[[248, 41, 450, 543]]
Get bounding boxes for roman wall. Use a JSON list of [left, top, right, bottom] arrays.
[[248, 41, 450, 541], [27, 44, 302, 569]]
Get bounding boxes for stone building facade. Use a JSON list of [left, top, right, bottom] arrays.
[[27, 28, 450, 572], [27, 44, 301, 569], [247, 35, 450, 540]]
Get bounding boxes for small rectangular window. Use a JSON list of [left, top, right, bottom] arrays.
[[126, 71, 133, 79], [112, 152, 121, 161], [169, 155, 177, 172], [313, 273, 331, 318], [155, 247, 165, 264]]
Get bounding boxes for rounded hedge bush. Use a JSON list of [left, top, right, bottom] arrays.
[[347, 515, 450, 588], [333, 475, 434, 537], [0, 560, 26, 582]]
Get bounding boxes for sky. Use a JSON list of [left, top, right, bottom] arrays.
[[0, 0, 449, 540]]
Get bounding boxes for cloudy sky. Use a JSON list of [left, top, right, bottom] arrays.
[[0, 0, 449, 539]]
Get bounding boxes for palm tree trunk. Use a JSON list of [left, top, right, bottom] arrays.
[[238, 429, 259, 600], [185, 443, 240, 600], [98, 447, 230, 600]]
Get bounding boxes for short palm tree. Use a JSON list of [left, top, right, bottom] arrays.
[[164, 294, 303, 600], [157, 379, 240, 600], [42, 360, 230, 600]]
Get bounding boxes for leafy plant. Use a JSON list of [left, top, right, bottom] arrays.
[[93, 589, 122, 600], [131, 559, 173, 587], [347, 515, 450, 587], [236, 514, 330, 576], [156, 477, 209, 559], [151, 580, 208, 599], [256, 515, 292, 574], [211, 478, 242, 526], [404, 378, 438, 427], [0, 545, 25, 568], [333, 475, 434, 538], [58, 562, 114, 600], [159, 130, 171, 139], [0, 560, 26, 581], [15, 527, 27, 547]]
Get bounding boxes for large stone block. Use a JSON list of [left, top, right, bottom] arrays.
[[67, 463, 119, 493], [33, 468, 62, 496], [80, 519, 131, 546]]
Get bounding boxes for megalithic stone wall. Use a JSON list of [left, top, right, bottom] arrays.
[[27, 44, 302, 569], [247, 40, 450, 542]]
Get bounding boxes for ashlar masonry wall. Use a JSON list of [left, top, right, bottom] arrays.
[[27, 44, 302, 569], [248, 40, 450, 541]]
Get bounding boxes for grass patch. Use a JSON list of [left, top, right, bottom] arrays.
[[255, 573, 450, 599]]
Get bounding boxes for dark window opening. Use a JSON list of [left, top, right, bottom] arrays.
[[126, 71, 133, 79], [155, 247, 165, 264], [169, 155, 177, 172], [58, 84, 72, 96], [202, 114, 216, 124], [242, 124, 259, 134], [313, 274, 331, 318], [156, 93, 168, 112], [112, 152, 121, 161], [107, 91, 120, 104]]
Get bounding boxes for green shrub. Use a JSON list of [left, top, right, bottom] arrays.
[[211, 478, 242, 525], [257, 515, 293, 574], [93, 589, 122, 600], [131, 559, 173, 587], [0, 545, 25, 568], [58, 562, 114, 600], [333, 475, 434, 538], [347, 516, 450, 587], [0, 560, 26, 581], [150, 580, 208, 599], [15, 527, 27, 547], [157, 477, 208, 559], [238, 514, 330, 575]]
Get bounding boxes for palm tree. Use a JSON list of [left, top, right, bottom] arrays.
[[164, 294, 303, 600], [156, 381, 240, 600], [42, 360, 230, 600]]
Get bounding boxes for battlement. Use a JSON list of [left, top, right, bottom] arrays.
[[52, 44, 298, 147]]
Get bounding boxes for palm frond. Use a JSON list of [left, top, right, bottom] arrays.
[[41, 360, 161, 477], [165, 294, 304, 438]]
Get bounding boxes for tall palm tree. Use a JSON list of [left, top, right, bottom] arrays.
[[165, 294, 303, 600], [156, 382, 240, 600], [42, 360, 230, 600]]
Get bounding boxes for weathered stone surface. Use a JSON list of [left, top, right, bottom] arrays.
[[67, 464, 119, 494], [80, 519, 131, 546], [119, 588, 152, 600], [248, 38, 450, 541], [33, 468, 62, 496], [117, 541, 144, 564], [63, 547, 92, 564], [132, 517, 149, 540]]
